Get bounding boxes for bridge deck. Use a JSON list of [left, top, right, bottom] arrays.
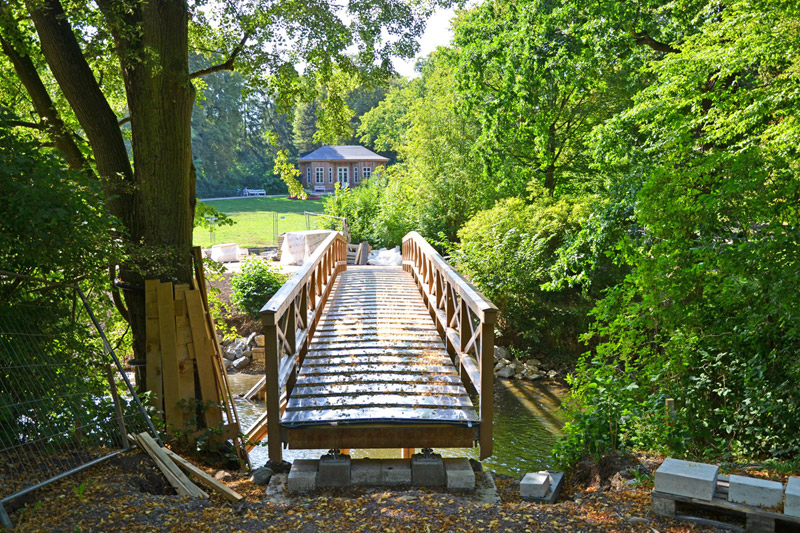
[[282, 266, 479, 430]]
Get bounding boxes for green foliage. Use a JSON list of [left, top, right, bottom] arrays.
[[194, 201, 235, 231], [230, 258, 288, 317], [454, 195, 604, 358], [556, 0, 800, 466], [274, 149, 306, 199], [323, 178, 386, 245]]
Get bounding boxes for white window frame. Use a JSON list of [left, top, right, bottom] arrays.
[[337, 167, 349, 185], [354, 165, 359, 184], [306, 166, 311, 185], [329, 167, 333, 183], [315, 167, 324, 184], [363, 165, 372, 179]]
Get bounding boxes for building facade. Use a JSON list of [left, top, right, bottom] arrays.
[[298, 145, 389, 192]]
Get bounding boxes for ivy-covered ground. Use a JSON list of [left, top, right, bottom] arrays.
[[8, 450, 762, 532]]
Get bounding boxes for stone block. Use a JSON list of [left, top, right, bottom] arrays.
[[728, 474, 784, 509], [249, 467, 273, 486], [654, 458, 718, 501], [232, 356, 250, 370], [411, 453, 446, 487], [381, 459, 411, 486], [351, 459, 381, 486], [288, 459, 318, 493], [317, 454, 351, 488], [785, 476, 800, 517], [520, 472, 550, 499], [444, 458, 475, 491]]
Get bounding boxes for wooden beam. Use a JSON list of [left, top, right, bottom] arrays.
[[162, 447, 244, 503], [157, 282, 183, 431], [287, 424, 475, 450]]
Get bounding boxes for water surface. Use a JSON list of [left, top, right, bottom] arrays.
[[228, 373, 566, 478]]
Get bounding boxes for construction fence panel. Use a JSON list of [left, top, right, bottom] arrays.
[[0, 271, 157, 527]]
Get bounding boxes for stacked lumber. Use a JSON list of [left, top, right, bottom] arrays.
[[143, 248, 249, 467], [131, 432, 244, 503]]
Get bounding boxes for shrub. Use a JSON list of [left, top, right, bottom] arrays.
[[230, 258, 287, 317]]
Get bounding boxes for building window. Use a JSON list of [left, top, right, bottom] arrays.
[[306, 166, 311, 185], [354, 166, 359, 184], [337, 167, 349, 186], [363, 165, 372, 179], [315, 167, 324, 184], [329, 167, 333, 183]]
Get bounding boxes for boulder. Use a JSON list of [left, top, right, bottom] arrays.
[[494, 361, 506, 372], [249, 467, 274, 486], [497, 366, 515, 379], [232, 356, 250, 370], [528, 358, 542, 367], [245, 332, 257, 347], [494, 345, 510, 361], [214, 470, 233, 482], [547, 370, 558, 379]]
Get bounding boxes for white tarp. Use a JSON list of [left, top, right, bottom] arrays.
[[367, 246, 402, 266], [280, 230, 337, 266], [210, 243, 247, 263]]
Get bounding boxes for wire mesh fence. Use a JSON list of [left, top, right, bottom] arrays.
[[0, 271, 156, 525]]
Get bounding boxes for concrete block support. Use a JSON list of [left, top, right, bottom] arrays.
[[382, 459, 411, 486], [728, 475, 784, 509], [351, 459, 382, 486], [288, 459, 318, 493], [317, 454, 351, 488], [785, 476, 800, 517], [444, 458, 475, 491], [520, 472, 550, 499], [411, 452, 446, 487], [654, 458, 719, 501]]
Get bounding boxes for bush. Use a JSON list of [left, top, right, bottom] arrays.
[[230, 258, 287, 317], [454, 194, 602, 359]]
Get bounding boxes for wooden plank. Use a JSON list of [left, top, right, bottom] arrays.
[[282, 405, 479, 425], [144, 279, 163, 415], [157, 281, 183, 431], [173, 284, 196, 428], [295, 373, 464, 386], [185, 289, 223, 429], [302, 355, 453, 367], [162, 448, 244, 503], [285, 393, 474, 410], [308, 340, 445, 351], [135, 432, 207, 498], [292, 382, 470, 397], [287, 424, 474, 450], [299, 363, 460, 376], [312, 329, 441, 338]]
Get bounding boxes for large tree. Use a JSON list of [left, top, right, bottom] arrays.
[[0, 0, 443, 363]]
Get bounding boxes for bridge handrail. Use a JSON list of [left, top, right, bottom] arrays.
[[257, 230, 347, 460], [401, 231, 498, 459]]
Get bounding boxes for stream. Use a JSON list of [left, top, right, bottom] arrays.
[[228, 373, 566, 478]]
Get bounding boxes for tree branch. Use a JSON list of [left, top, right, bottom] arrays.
[[630, 31, 679, 54], [5, 119, 46, 129], [118, 115, 130, 126], [189, 33, 249, 79]]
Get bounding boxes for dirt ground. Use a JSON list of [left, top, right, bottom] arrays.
[[7, 449, 757, 532]]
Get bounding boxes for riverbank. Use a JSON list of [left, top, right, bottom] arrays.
[[9, 449, 713, 532]]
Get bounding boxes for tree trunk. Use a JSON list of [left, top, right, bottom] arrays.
[[26, 0, 196, 365]]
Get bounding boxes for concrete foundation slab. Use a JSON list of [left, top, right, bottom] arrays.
[[785, 476, 800, 517], [317, 454, 351, 488], [444, 458, 475, 491], [411, 453, 446, 487], [288, 459, 318, 493], [351, 459, 382, 486], [654, 458, 718, 501], [728, 474, 784, 509], [381, 459, 411, 486], [521, 472, 550, 499]]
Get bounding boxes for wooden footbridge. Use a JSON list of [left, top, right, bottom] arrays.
[[244, 232, 497, 461]]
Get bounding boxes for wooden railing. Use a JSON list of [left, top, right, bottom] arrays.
[[250, 231, 348, 461], [401, 232, 498, 459]]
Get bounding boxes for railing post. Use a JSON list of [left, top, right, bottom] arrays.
[[459, 298, 470, 353], [445, 281, 455, 327], [479, 317, 495, 459], [261, 311, 283, 462]]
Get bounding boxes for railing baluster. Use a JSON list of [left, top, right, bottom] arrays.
[[479, 320, 494, 459]]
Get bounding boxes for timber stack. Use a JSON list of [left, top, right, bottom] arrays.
[[143, 247, 248, 466]]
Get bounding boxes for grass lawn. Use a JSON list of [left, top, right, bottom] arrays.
[[194, 196, 327, 248]]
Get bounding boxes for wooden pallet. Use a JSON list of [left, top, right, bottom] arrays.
[[652, 475, 800, 532]]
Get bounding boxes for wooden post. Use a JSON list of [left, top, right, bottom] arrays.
[[286, 301, 297, 356], [479, 320, 494, 459], [262, 312, 282, 462], [445, 282, 455, 327], [459, 299, 470, 353], [401, 448, 414, 459]]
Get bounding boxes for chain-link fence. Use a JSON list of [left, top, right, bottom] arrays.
[[0, 271, 157, 527]]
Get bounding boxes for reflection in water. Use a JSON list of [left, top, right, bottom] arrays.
[[228, 373, 565, 478]]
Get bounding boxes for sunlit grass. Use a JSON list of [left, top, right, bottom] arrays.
[[194, 196, 326, 247]]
